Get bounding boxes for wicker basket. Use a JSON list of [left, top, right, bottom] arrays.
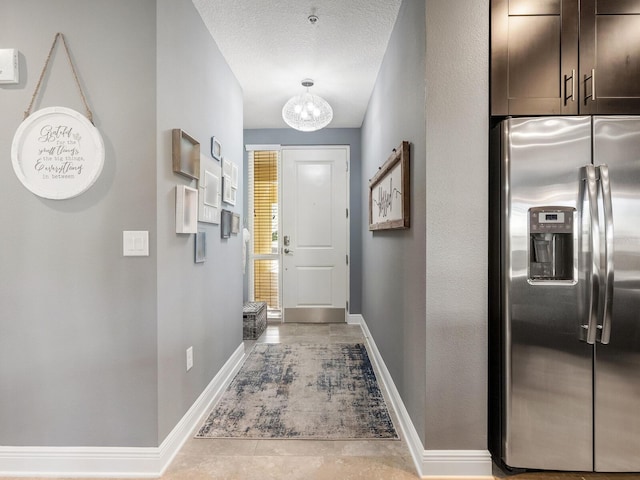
[[243, 301, 267, 340]]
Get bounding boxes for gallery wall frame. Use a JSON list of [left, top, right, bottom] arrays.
[[223, 180, 237, 205], [176, 184, 198, 234], [222, 157, 238, 205], [211, 136, 221, 161], [203, 171, 220, 207], [231, 162, 239, 187], [231, 213, 240, 235], [221, 209, 232, 239], [369, 140, 410, 231], [195, 231, 207, 263], [198, 153, 221, 224], [172, 129, 200, 180]]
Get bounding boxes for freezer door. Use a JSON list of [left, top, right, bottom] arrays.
[[503, 116, 593, 471], [593, 116, 640, 472]]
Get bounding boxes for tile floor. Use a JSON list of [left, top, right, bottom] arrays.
[[157, 322, 419, 479], [147, 322, 640, 480], [0, 323, 418, 480], [4, 322, 637, 479]]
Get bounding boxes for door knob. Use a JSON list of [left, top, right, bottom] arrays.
[[284, 248, 294, 254]]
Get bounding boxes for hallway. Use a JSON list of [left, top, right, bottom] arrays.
[[0, 323, 418, 480], [2, 324, 638, 479], [160, 322, 418, 479]]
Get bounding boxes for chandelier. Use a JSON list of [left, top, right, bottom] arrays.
[[282, 79, 333, 132]]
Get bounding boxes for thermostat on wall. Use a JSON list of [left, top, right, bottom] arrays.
[[0, 49, 19, 84]]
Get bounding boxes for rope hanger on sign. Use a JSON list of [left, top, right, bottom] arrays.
[[24, 32, 94, 124]]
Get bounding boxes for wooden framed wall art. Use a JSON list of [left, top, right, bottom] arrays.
[[172, 129, 200, 180], [369, 141, 410, 231]]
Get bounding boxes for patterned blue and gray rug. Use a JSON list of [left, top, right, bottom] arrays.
[[195, 343, 398, 440]]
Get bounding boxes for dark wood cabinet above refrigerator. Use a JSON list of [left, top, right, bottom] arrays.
[[491, 0, 640, 116]]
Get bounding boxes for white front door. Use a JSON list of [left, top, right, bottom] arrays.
[[281, 147, 348, 323]]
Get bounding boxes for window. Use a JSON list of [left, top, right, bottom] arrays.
[[248, 149, 280, 312]]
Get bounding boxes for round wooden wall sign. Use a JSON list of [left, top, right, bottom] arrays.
[[11, 107, 105, 199]]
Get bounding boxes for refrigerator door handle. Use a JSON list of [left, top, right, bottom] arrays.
[[597, 165, 614, 344], [580, 165, 600, 344]]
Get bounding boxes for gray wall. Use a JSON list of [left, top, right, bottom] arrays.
[[156, 0, 244, 441], [361, 0, 489, 451], [0, 0, 490, 455], [424, 0, 489, 449], [0, 0, 244, 448], [243, 128, 362, 313], [0, 0, 159, 446], [360, 0, 427, 445]]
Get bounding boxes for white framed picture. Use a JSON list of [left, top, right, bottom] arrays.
[[211, 136, 221, 161], [223, 176, 237, 205], [176, 184, 198, 234], [231, 162, 239, 188], [203, 171, 219, 207], [198, 153, 221, 224], [222, 157, 233, 178], [222, 157, 237, 205]]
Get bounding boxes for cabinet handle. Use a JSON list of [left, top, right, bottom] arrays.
[[564, 69, 576, 104], [585, 68, 596, 103]]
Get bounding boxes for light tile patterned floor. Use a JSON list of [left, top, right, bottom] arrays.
[[158, 322, 419, 479], [4, 323, 635, 479]]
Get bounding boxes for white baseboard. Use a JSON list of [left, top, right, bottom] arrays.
[[358, 316, 492, 479], [422, 450, 493, 478], [2, 323, 493, 478], [155, 342, 246, 476], [0, 343, 246, 478]]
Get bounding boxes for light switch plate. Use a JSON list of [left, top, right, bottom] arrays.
[[0, 49, 19, 84], [123, 231, 149, 256]]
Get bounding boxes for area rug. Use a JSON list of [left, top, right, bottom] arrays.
[[195, 343, 398, 440]]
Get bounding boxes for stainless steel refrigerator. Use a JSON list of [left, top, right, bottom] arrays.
[[489, 116, 640, 472]]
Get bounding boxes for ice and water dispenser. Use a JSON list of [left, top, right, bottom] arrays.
[[529, 207, 575, 282]]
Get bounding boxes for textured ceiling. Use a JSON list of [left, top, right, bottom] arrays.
[[192, 0, 402, 129]]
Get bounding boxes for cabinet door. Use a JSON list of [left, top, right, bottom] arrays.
[[580, 0, 640, 114], [491, 0, 579, 116]]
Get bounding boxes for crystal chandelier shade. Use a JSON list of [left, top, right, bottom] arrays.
[[282, 79, 333, 132]]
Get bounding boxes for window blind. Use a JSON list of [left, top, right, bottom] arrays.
[[248, 150, 280, 310]]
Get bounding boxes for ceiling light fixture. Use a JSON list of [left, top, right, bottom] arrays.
[[282, 79, 333, 132]]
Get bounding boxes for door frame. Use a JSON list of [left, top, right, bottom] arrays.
[[280, 145, 350, 323]]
